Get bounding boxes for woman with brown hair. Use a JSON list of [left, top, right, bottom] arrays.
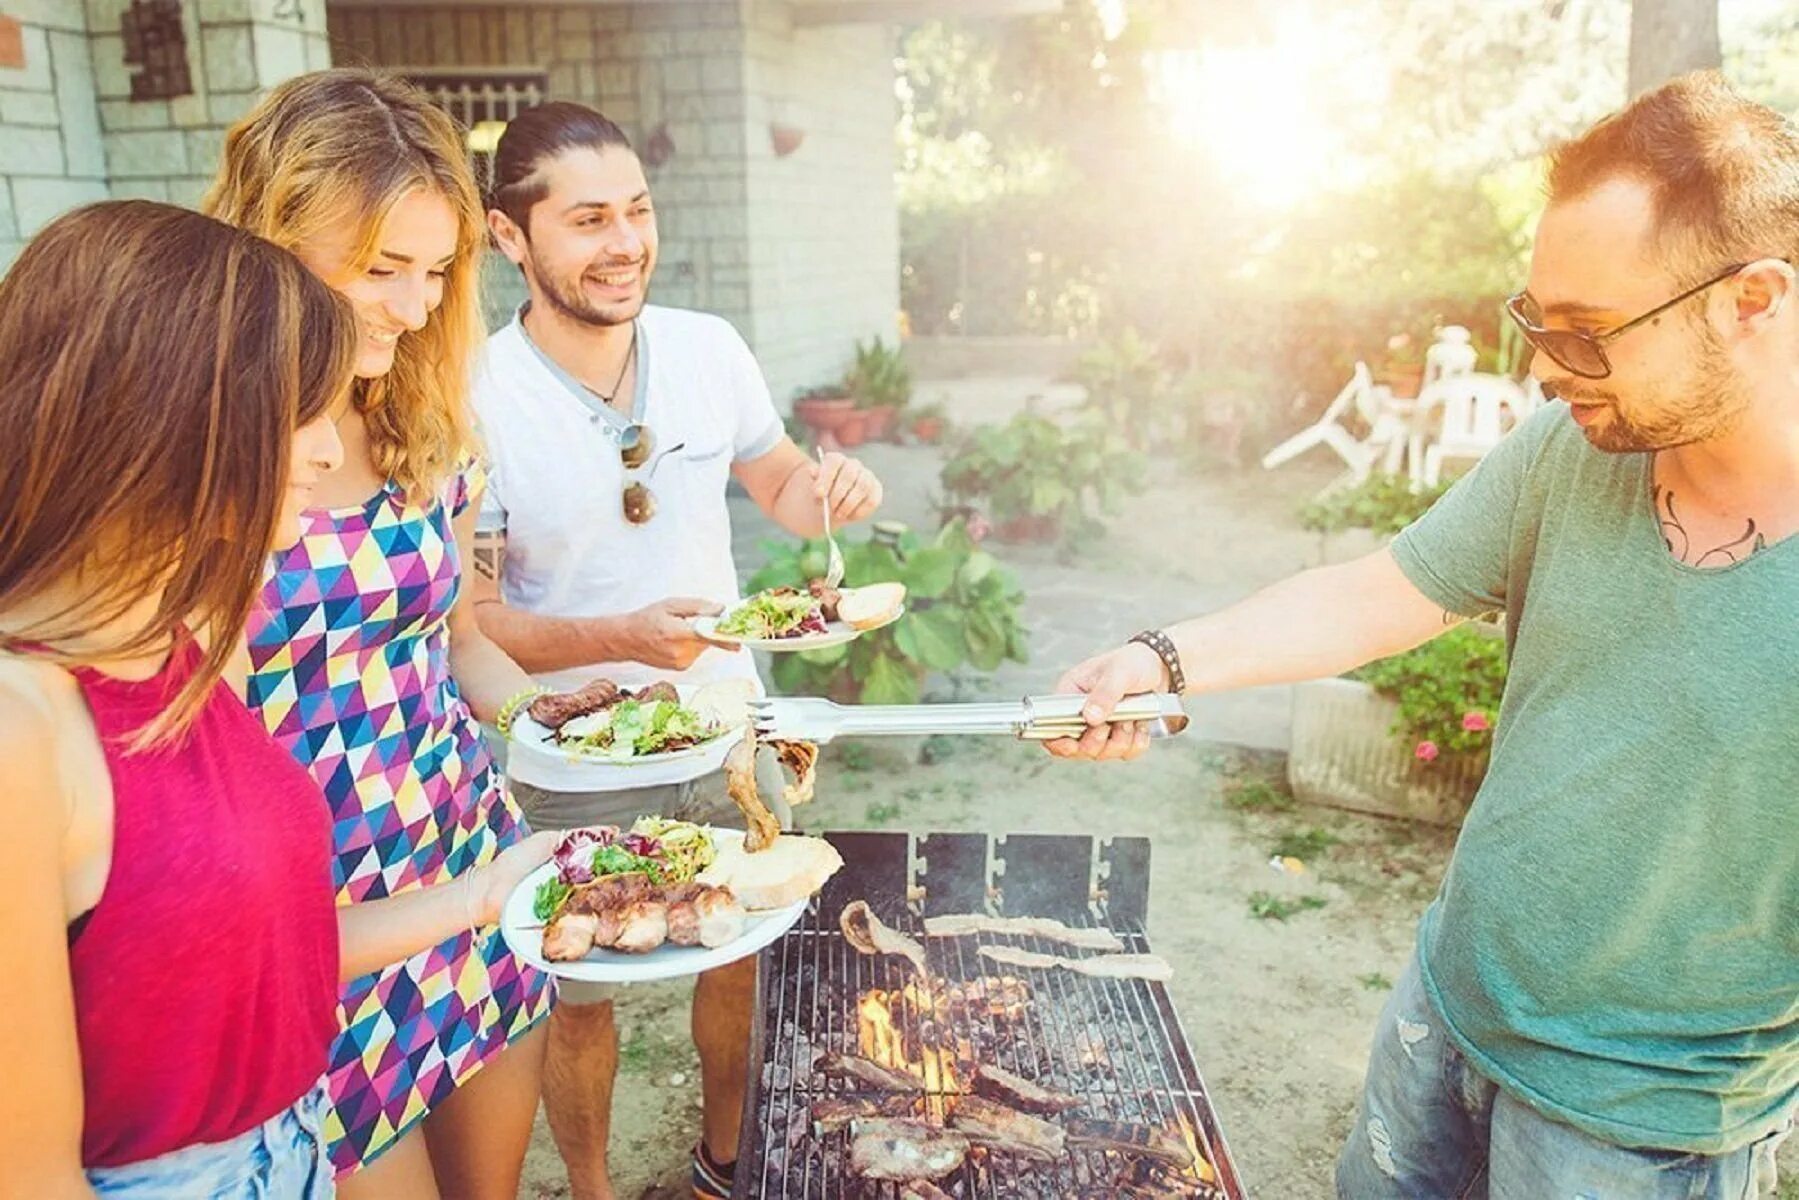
[[0, 199, 553, 1199], [203, 70, 554, 1199]]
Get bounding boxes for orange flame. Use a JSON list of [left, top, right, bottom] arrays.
[[856, 987, 964, 1120], [1173, 1111, 1218, 1184]]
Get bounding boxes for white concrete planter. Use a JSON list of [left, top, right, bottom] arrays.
[[1288, 678, 1482, 826]]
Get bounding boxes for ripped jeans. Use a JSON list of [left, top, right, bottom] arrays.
[[1336, 954, 1790, 1200]]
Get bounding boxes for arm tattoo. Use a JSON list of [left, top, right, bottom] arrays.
[[471, 531, 504, 585], [1652, 485, 1766, 567]]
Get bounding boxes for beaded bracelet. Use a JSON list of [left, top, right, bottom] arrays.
[[494, 686, 549, 736], [1128, 629, 1186, 694]]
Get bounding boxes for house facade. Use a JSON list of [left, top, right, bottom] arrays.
[[0, 0, 1054, 402]]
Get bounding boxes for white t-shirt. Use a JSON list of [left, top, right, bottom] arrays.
[[473, 305, 785, 694]]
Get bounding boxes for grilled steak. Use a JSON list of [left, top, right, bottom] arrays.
[[946, 1094, 1066, 1162], [971, 1063, 1082, 1115], [848, 1119, 968, 1181], [816, 1052, 926, 1093], [1064, 1117, 1193, 1167], [633, 681, 680, 705], [808, 578, 842, 623], [841, 900, 928, 976], [809, 1094, 915, 1135]]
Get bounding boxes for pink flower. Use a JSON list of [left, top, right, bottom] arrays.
[[966, 514, 991, 543], [1414, 740, 1439, 763], [1461, 711, 1491, 733]]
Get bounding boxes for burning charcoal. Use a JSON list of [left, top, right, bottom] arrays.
[[971, 1064, 1083, 1115], [809, 1094, 915, 1136], [816, 1052, 926, 1093], [946, 1095, 1066, 1163], [1064, 1118, 1193, 1168], [1116, 1158, 1225, 1199], [848, 1118, 968, 1181]]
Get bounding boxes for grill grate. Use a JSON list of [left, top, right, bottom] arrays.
[[734, 832, 1247, 1200]]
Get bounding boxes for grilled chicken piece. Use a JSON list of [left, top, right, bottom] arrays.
[[541, 912, 601, 962], [809, 1094, 915, 1136], [816, 1052, 926, 1093], [848, 1119, 967, 1181], [1064, 1117, 1194, 1168], [946, 1094, 1066, 1162], [527, 679, 620, 730], [899, 1183, 955, 1200], [924, 913, 1125, 952], [692, 885, 747, 947], [841, 900, 928, 976], [725, 729, 781, 851], [665, 891, 702, 946], [772, 738, 819, 806], [971, 1063, 1082, 1115], [611, 900, 669, 954]]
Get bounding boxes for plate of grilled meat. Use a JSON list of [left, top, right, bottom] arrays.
[[501, 819, 842, 983], [504, 677, 751, 792], [695, 580, 905, 652]]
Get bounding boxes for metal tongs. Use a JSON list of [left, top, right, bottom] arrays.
[[749, 693, 1189, 746]]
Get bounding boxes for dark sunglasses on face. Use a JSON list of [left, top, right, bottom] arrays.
[[1505, 259, 1786, 380]]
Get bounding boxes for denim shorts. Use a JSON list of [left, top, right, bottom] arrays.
[[87, 1082, 331, 1200], [1336, 953, 1791, 1199]]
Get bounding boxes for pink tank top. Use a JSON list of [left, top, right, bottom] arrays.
[[65, 638, 339, 1167]]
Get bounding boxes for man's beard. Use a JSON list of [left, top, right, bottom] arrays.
[[1553, 330, 1750, 453], [531, 249, 648, 328]]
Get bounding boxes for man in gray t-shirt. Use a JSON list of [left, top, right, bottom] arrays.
[[1049, 73, 1798, 1197]]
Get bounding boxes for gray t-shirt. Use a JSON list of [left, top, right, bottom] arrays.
[[1392, 401, 1799, 1154]]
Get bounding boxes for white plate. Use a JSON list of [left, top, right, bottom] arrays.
[[500, 831, 808, 983], [695, 604, 904, 652], [504, 684, 740, 793]]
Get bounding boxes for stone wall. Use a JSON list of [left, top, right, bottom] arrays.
[[0, 0, 108, 273], [742, 1, 899, 400]]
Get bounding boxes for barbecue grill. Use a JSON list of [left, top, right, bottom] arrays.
[[734, 830, 1247, 1199]]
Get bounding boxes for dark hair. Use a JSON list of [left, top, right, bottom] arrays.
[[490, 102, 634, 232], [0, 200, 358, 741], [1548, 70, 1799, 274]]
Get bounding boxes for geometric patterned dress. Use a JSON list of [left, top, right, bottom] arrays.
[[243, 459, 554, 1176]]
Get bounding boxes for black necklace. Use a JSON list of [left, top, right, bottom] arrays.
[[591, 325, 638, 406]]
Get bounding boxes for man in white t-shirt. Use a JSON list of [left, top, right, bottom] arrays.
[[466, 103, 884, 1200]]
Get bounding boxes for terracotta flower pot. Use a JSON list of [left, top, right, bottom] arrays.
[[795, 394, 855, 433], [910, 416, 945, 444], [834, 413, 869, 448], [995, 513, 1061, 543]]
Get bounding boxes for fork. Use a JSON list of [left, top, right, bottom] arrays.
[[750, 693, 1189, 745], [816, 446, 845, 589]]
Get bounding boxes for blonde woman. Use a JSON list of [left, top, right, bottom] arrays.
[[204, 71, 554, 1199]]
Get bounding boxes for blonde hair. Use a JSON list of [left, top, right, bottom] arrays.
[[204, 68, 484, 502], [0, 201, 358, 743]]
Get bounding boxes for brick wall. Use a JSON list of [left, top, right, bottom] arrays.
[[742, 0, 899, 401], [328, 0, 901, 408], [328, 1, 750, 334], [0, 0, 108, 273]]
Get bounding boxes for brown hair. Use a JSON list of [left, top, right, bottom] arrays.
[[1548, 71, 1799, 275], [204, 68, 483, 502], [0, 200, 358, 741], [490, 101, 634, 232]]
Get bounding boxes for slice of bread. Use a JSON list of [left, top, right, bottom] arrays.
[[698, 834, 844, 911], [837, 582, 906, 631]]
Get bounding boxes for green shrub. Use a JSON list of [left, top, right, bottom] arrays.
[[1300, 473, 1452, 537], [1350, 625, 1505, 769]]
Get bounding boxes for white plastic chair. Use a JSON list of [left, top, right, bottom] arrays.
[[1417, 374, 1529, 487], [1260, 361, 1382, 479]]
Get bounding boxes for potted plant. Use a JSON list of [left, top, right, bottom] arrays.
[[845, 337, 912, 443], [908, 401, 950, 445], [938, 413, 1143, 544], [793, 382, 856, 445], [1288, 623, 1504, 826], [746, 519, 1029, 704], [1075, 327, 1175, 451]]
